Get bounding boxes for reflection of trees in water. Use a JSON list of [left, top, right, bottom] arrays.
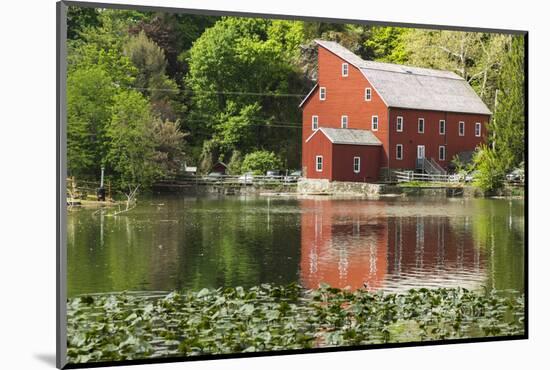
[[470, 199, 524, 292], [67, 209, 153, 297], [171, 197, 301, 291], [67, 197, 524, 297]]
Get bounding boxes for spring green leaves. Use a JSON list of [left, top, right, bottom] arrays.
[[67, 284, 524, 364]]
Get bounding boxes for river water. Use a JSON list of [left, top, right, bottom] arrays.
[[67, 195, 524, 298]]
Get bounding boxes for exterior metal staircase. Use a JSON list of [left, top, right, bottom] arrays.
[[416, 158, 447, 175]]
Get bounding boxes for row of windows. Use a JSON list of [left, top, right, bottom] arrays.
[[314, 144, 449, 174], [311, 114, 482, 137], [318, 86, 372, 102], [395, 144, 447, 161], [314, 155, 361, 172]]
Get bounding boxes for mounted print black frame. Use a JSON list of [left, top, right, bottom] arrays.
[[57, 1, 528, 368]]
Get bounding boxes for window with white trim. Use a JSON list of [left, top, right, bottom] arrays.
[[439, 120, 446, 135], [459, 121, 465, 136], [418, 118, 425, 133], [372, 115, 378, 131], [312, 115, 318, 130], [439, 145, 446, 161], [341, 115, 348, 128], [365, 88, 371, 101], [396, 144, 403, 160], [396, 116, 403, 132], [342, 63, 349, 77], [475, 122, 481, 137], [353, 157, 360, 173], [319, 87, 326, 101], [316, 156, 323, 172]]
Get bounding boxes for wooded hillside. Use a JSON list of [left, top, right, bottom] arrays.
[[67, 7, 525, 190]]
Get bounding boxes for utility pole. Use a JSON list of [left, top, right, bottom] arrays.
[[492, 89, 499, 151], [97, 166, 106, 201]]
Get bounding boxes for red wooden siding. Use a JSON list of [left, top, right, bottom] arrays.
[[301, 42, 491, 181], [389, 109, 490, 169], [332, 144, 380, 182], [302, 47, 389, 166], [302, 130, 333, 179]]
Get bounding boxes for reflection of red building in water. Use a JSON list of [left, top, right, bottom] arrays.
[[299, 199, 485, 291], [300, 199, 389, 290], [385, 216, 483, 290]]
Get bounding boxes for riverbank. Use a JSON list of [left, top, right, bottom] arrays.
[[150, 177, 524, 199], [66, 284, 524, 364], [296, 179, 523, 199]]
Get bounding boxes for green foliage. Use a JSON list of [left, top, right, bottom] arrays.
[[106, 91, 158, 188], [66, 7, 524, 191], [363, 27, 409, 63], [472, 145, 509, 192], [241, 151, 282, 175], [151, 118, 187, 177], [66, 285, 524, 363], [124, 31, 180, 119], [227, 150, 244, 175], [215, 102, 261, 152], [198, 140, 218, 174], [470, 36, 525, 192], [491, 36, 525, 168], [67, 66, 116, 176], [402, 30, 508, 106], [185, 17, 305, 166], [67, 6, 100, 40], [130, 13, 216, 80]]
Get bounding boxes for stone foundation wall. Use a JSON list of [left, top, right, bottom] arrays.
[[297, 179, 387, 196]]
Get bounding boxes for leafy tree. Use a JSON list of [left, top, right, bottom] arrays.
[[241, 151, 282, 175], [67, 6, 100, 40], [402, 30, 508, 106], [472, 145, 509, 192], [227, 150, 244, 175], [491, 36, 525, 168], [363, 27, 409, 63], [124, 31, 180, 119], [106, 91, 158, 188], [130, 12, 217, 80], [186, 17, 305, 167], [67, 66, 116, 176], [214, 102, 261, 152], [151, 117, 187, 177], [473, 36, 525, 191]]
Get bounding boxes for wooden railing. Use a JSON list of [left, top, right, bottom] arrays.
[[395, 171, 459, 183], [415, 158, 446, 175], [155, 174, 300, 187]]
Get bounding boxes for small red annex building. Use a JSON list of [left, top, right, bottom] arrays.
[[300, 40, 492, 182]]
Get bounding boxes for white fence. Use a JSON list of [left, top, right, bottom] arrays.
[[158, 174, 299, 187], [395, 171, 459, 183]]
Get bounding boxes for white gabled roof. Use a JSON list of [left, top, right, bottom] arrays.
[[306, 127, 382, 146], [313, 40, 492, 115]]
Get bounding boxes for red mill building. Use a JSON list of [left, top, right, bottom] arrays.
[[300, 40, 491, 182]]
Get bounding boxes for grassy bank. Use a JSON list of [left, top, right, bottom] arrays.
[[67, 284, 524, 364]]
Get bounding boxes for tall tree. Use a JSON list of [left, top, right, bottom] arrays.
[[67, 66, 116, 177], [363, 27, 409, 63], [151, 117, 187, 177], [186, 17, 306, 169], [402, 30, 507, 106], [124, 31, 180, 120], [491, 35, 525, 168], [106, 91, 159, 189], [67, 6, 100, 40]]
